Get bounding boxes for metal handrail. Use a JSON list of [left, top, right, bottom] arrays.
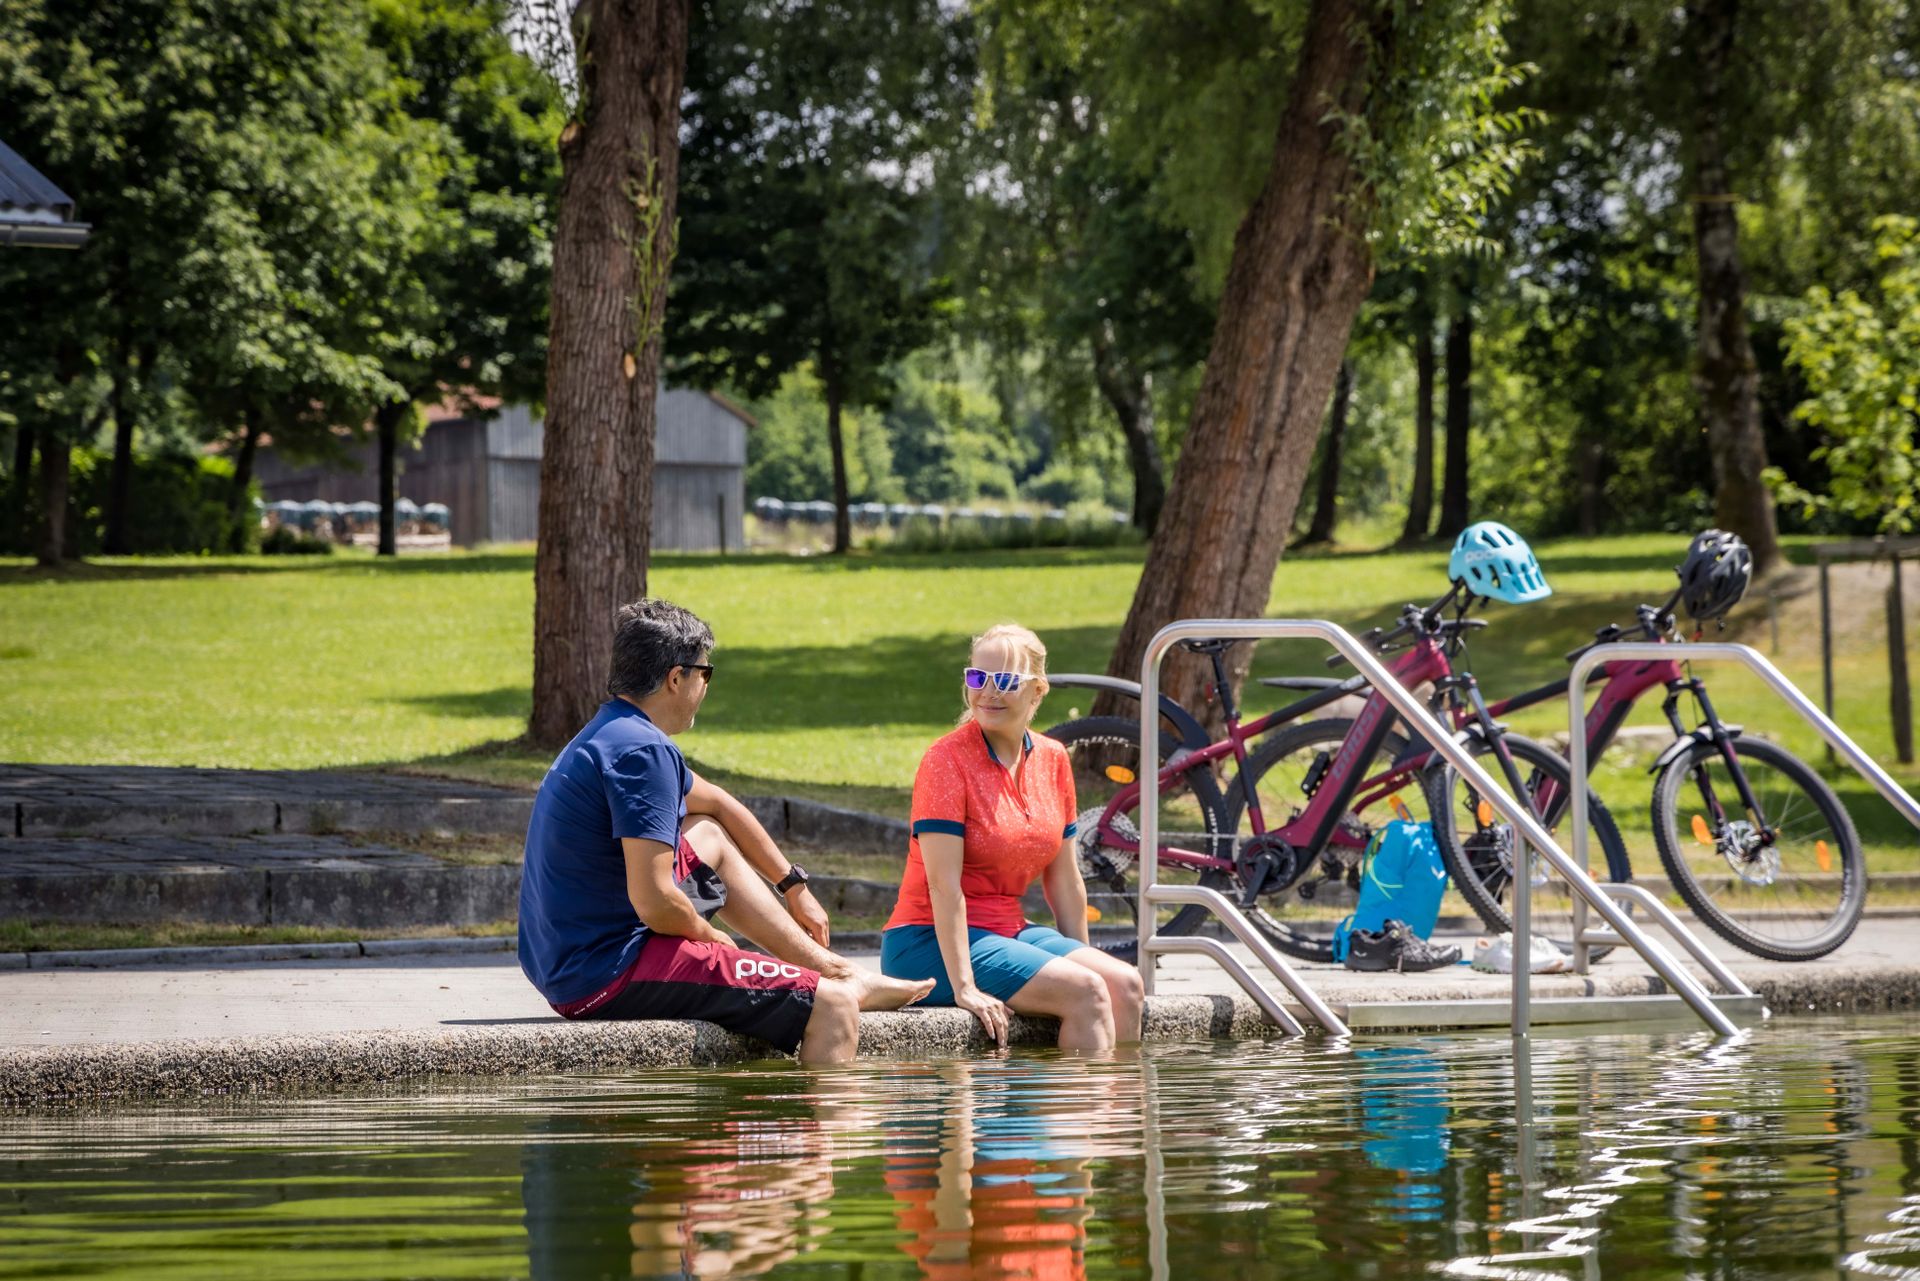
[[1564, 641, 1920, 984], [1138, 620, 1739, 1039]]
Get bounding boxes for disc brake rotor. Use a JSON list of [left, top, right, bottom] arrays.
[[1719, 820, 1780, 886]]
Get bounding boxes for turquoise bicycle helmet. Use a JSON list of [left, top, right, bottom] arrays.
[[1449, 521, 1552, 603]]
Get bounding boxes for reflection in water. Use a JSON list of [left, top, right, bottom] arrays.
[[883, 1061, 1106, 1280], [3, 1021, 1920, 1279]]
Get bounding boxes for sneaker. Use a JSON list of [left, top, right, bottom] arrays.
[[1470, 933, 1570, 974], [1344, 919, 1463, 973]]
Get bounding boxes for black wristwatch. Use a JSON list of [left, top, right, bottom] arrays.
[[774, 864, 810, 895]]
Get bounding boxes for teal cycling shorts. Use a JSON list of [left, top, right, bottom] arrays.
[[880, 923, 1088, 1005]]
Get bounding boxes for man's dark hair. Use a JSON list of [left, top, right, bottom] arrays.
[[607, 599, 716, 699]]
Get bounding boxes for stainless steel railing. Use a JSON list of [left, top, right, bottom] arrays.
[[1137, 620, 1741, 1037], [1559, 641, 1920, 993]]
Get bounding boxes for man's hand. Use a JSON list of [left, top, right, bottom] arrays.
[[786, 884, 831, 947]]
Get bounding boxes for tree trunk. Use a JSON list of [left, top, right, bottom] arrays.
[[1436, 282, 1473, 539], [1576, 434, 1604, 536], [825, 374, 852, 555], [1303, 359, 1353, 544], [10, 425, 33, 552], [1687, 0, 1781, 574], [104, 344, 136, 556], [36, 435, 69, 567], [1398, 309, 1435, 544], [377, 399, 406, 557], [1098, 0, 1383, 713], [530, 0, 691, 746], [1091, 333, 1165, 535], [227, 409, 261, 550]]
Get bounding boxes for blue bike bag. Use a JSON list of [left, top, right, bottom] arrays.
[[1332, 821, 1450, 962]]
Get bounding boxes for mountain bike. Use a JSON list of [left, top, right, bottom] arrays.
[[1044, 583, 1632, 962], [1441, 586, 1866, 961]]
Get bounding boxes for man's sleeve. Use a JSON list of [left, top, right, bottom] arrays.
[[909, 743, 965, 842], [602, 743, 687, 846]]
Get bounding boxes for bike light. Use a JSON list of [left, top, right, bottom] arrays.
[[1105, 765, 1135, 784], [1692, 814, 1714, 845], [1816, 839, 1832, 872]]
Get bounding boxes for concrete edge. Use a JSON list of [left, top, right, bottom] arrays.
[[0, 995, 1280, 1106], [4, 928, 1145, 971], [20, 936, 517, 970]]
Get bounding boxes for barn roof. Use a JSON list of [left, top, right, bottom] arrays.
[[0, 137, 90, 249]]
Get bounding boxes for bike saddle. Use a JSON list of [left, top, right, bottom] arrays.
[[1179, 638, 1236, 655]]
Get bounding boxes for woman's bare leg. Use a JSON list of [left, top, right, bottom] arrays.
[[1061, 947, 1144, 1043], [1006, 958, 1115, 1052]]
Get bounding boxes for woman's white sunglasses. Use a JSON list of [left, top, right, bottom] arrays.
[[963, 667, 1027, 693]]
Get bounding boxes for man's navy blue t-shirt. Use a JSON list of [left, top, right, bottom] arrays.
[[518, 699, 692, 1005]]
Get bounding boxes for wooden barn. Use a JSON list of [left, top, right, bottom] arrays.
[[252, 390, 751, 550]]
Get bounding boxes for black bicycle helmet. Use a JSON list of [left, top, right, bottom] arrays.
[[1677, 528, 1753, 622]]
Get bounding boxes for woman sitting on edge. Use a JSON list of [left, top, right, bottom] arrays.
[[881, 623, 1144, 1050]]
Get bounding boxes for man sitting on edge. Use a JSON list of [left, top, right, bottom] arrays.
[[519, 598, 932, 1064]]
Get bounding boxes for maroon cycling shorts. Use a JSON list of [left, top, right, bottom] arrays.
[[550, 839, 820, 1054]]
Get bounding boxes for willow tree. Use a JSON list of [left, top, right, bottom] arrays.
[[999, 0, 1533, 707], [519, 0, 691, 744]]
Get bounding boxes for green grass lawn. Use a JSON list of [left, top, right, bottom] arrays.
[[3, 532, 1916, 870]]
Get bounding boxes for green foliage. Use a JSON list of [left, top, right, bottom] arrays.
[[744, 367, 901, 503], [1773, 216, 1920, 535], [2, 448, 255, 556], [670, 0, 967, 421], [887, 512, 1141, 553], [883, 352, 1024, 503], [261, 525, 339, 555]]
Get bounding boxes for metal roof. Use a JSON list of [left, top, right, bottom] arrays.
[[0, 136, 90, 249]]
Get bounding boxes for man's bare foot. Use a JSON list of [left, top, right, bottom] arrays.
[[848, 968, 935, 1012]]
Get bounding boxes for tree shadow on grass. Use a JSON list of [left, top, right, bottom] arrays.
[[388, 685, 531, 719]]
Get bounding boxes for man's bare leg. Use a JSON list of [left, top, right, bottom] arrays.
[[683, 818, 932, 1012], [798, 978, 861, 1064]]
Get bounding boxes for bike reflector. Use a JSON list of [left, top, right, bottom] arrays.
[[1476, 799, 1494, 826], [1085, 904, 1103, 923], [1390, 793, 1413, 822], [1817, 839, 1832, 872], [1692, 814, 1714, 845], [1105, 765, 1135, 784]]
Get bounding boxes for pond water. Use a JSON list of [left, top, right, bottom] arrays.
[[4, 1017, 1919, 1279]]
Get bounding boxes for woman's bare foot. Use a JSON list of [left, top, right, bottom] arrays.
[[848, 968, 935, 1011]]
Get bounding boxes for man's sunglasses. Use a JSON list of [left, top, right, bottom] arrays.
[[963, 667, 1028, 693], [681, 663, 715, 683]]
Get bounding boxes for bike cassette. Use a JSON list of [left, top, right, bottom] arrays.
[[1075, 806, 1137, 879], [1467, 820, 1549, 888]]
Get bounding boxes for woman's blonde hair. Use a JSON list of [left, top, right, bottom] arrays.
[[957, 623, 1049, 726]]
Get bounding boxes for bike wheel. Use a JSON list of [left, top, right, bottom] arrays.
[[1219, 718, 1418, 963], [1041, 715, 1230, 943], [1651, 736, 1865, 960], [1422, 732, 1632, 957]]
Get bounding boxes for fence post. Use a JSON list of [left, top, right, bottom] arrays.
[[1892, 552, 1912, 763], [1820, 553, 1834, 766], [716, 493, 727, 556]]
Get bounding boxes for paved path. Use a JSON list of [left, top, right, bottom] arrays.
[[0, 763, 534, 837], [4, 918, 1914, 1052]]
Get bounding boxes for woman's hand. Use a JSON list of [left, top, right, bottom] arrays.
[[954, 985, 1010, 1048]]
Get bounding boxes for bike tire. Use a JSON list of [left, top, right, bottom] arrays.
[[1040, 715, 1230, 942], [1651, 735, 1865, 961], [1421, 731, 1631, 959], [1218, 718, 1417, 964]]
